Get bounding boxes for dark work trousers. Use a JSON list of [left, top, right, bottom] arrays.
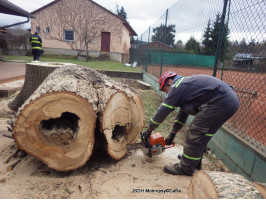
[[181, 86, 239, 173], [32, 49, 41, 61]]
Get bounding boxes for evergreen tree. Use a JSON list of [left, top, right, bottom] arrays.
[[202, 14, 230, 56], [151, 24, 176, 46], [185, 36, 200, 54], [202, 19, 212, 55], [116, 4, 127, 21], [210, 14, 221, 54]]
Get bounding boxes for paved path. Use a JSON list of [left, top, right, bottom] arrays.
[[0, 62, 25, 84]]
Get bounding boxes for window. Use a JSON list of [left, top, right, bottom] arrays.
[[36, 26, 40, 33], [46, 27, 50, 34], [64, 30, 74, 41]]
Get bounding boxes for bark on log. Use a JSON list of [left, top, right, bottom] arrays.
[[13, 65, 145, 171], [8, 62, 76, 112], [189, 171, 264, 199]]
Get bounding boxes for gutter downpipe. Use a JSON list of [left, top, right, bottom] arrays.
[[1, 15, 34, 29]]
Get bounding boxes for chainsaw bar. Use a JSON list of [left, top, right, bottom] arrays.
[[127, 142, 143, 150]]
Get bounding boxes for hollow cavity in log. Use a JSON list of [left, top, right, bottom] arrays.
[[112, 124, 128, 142], [14, 92, 96, 171], [39, 112, 80, 147]]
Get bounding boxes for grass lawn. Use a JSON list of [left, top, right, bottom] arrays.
[[2, 55, 141, 72]]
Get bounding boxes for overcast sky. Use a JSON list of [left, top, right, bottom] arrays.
[[0, 0, 178, 36], [1, 0, 264, 43]]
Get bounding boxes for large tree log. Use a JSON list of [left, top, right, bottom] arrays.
[[189, 171, 264, 199], [13, 65, 145, 171], [100, 92, 144, 159], [8, 62, 76, 112]]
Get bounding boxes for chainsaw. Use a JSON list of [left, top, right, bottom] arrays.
[[127, 132, 175, 158]]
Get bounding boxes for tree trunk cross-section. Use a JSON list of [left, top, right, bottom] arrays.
[[13, 64, 145, 171], [189, 171, 264, 199], [8, 62, 76, 112]]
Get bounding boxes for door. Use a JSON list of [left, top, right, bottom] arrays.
[[101, 32, 110, 52]]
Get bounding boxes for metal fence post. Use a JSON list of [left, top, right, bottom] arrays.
[[145, 26, 151, 72], [221, 0, 231, 81], [160, 9, 169, 77], [138, 34, 143, 67], [213, 0, 229, 77]]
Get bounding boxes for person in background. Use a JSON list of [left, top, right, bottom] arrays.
[[30, 32, 42, 61], [142, 71, 239, 176]]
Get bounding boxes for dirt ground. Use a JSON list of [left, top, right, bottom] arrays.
[[0, 80, 230, 199]]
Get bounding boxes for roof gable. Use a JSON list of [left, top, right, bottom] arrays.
[[31, 0, 137, 36]]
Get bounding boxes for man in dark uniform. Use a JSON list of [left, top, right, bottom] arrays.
[[142, 72, 239, 176], [30, 32, 42, 61]]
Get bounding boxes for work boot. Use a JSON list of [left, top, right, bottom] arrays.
[[164, 163, 193, 176]]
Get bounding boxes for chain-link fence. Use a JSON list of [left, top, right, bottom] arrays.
[[131, 0, 265, 153]]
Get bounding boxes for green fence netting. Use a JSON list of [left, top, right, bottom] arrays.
[[148, 51, 215, 67], [132, 0, 266, 153]]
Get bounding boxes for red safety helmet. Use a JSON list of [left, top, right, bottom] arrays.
[[159, 71, 177, 91]]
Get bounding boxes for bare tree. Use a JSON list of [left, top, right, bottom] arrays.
[[0, 25, 30, 55], [38, 0, 107, 61]]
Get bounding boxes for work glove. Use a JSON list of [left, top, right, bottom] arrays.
[[141, 130, 152, 147], [142, 130, 152, 139], [165, 132, 176, 145]]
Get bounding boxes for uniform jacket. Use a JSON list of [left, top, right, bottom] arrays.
[[148, 75, 234, 133], [30, 34, 42, 50]]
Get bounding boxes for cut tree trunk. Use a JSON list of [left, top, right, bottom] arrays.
[[100, 92, 144, 159], [13, 65, 145, 171], [189, 171, 264, 199], [8, 62, 76, 112]]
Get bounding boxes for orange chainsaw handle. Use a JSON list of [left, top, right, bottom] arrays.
[[164, 142, 175, 149]]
